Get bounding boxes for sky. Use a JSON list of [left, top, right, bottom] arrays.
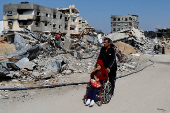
[[0, 0, 170, 33]]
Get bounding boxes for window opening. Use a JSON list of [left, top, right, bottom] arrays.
[[65, 17, 68, 21], [8, 21, 13, 25], [113, 18, 116, 21], [7, 11, 12, 16], [37, 12, 40, 16], [53, 14, 56, 19], [53, 24, 56, 27], [35, 21, 40, 27], [60, 14, 62, 19], [129, 22, 132, 26], [45, 22, 47, 26]]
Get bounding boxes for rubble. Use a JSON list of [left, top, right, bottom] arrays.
[[107, 27, 146, 45], [15, 58, 37, 70], [114, 41, 138, 55], [123, 63, 136, 69], [0, 64, 10, 77], [14, 34, 26, 51], [0, 27, 162, 89], [11, 45, 41, 61]]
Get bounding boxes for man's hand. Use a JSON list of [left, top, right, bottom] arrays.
[[106, 68, 110, 73]]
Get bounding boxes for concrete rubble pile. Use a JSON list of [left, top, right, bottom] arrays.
[[107, 27, 146, 44], [107, 27, 155, 54], [0, 28, 143, 88]]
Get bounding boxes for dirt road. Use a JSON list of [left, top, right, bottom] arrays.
[[1, 54, 170, 113]]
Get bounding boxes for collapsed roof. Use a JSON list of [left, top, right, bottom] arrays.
[[107, 27, 146, 45]]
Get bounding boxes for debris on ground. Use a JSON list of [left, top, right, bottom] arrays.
[[0, 27, 168, 89]]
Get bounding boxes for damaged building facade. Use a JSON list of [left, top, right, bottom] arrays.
[[111, 15, 139, 33], [3, 3, 93, 39], [57, 5, 93, 38], [3, 2, 67, 35]]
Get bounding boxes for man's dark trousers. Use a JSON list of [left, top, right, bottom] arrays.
[[109, 69, 116, 95]]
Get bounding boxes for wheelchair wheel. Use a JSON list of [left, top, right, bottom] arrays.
[[103, 82, 112, 104], [96, 100, 102, 106], [84, 97, 87, 104]]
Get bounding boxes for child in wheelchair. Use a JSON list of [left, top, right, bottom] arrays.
[[85, 59, 108, 106]]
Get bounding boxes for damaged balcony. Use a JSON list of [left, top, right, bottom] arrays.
[[18, 20, 33, 28], [3, 15, 19, 20], [70, 25, 78, 34], [18, 15, 34, 20], [18, 9, 34, 20]]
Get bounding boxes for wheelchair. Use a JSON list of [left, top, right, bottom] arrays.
[[84, 79, 112, 106]]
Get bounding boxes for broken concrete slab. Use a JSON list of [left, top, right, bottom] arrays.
[[107, 27, 146, 45], [11, 45, 41, 61], [15, 58, 36, 70], [63, 37, 71, 51], [124, 63, 136, 69], [14, 33, 26, 51], [23, 27, 39, 40], [62, 70, 72, 75], [39, 33, 49, 43], [10, 46, 32, 59], [0, 64, 10, 77], [27, 45, 41, 61], [131, 53, 140, 56], [46, 59, 64, 71], [6, 62, 20, 71]]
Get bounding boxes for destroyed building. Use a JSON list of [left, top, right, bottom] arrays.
[[3, 3, 93, 41], [111, 15, 139, 33], [3, 2, 67, 39], [144, 31, 156, 38], [155, 28, 170, 38], [1, 3, 158, 90], [57, 5, 93, 38]]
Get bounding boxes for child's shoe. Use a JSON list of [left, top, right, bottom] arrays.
[[85, 99, 91, 106], [89, 100, 94, 107]]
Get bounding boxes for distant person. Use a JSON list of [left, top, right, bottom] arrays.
[[55, 31, 61, 48], [162, 44, 165, 54], [98, 38, 117, 96], [154, 42, 160, 54]]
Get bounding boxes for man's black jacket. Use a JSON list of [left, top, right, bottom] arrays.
[[98, 44, 117, 72]]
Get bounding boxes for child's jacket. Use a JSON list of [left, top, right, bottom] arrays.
[[91, 59, 108, 80]]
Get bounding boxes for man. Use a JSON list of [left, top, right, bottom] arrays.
[[154, 42, 160, 54], [55, 31, 61, 48], [98, 38, 117, 95], [162, 44, 165, 54]]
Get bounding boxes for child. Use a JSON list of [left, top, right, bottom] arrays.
[[85, 59, 108, 106]]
